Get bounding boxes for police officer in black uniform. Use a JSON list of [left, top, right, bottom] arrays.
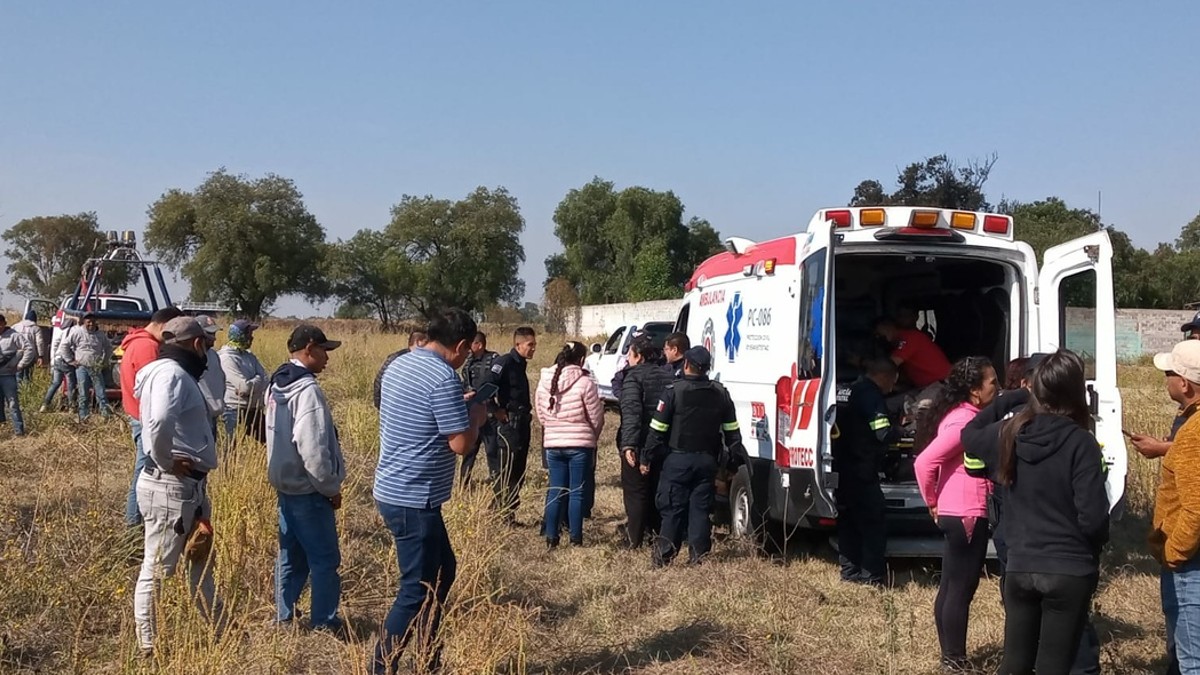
[[641, 346, 744, 567], [487, 326, 537, 520], [460, 331, 498, 486], [835, 357, 900, 587]]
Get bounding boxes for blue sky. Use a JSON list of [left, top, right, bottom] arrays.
[[2, 2, 1197, 316]]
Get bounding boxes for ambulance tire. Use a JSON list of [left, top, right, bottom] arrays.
[[730, 466, 777, 554]]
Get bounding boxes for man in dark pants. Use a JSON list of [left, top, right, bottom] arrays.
[[460, 331, 498, 486], [640, 346, 744, 567], [488, 326, 537, 521], [965, 353, 1102, 675], [835, 357, 900, 587]]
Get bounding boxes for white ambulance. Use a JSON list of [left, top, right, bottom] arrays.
[[675, 206, 1125, 555]]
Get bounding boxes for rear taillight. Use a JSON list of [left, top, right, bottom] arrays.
[[983, 215, 1011, 235], [825, 210, 852, 228]]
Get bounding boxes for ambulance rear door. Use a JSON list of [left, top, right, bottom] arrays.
[[1037, 231, 1126, 509]]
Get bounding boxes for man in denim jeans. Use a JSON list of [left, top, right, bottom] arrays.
[[59, 313, 113, 421], [373, 309, 487, 674], [1152, 340, 1200, 675], [120, 307, 184, 527], [0, 314, 37, 436], [266, 324, 346, 633]]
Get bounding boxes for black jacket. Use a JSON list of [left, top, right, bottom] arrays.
[[962, 406, 1109, 577], [618, 362, 675, 451], [372, 348, 410, 410], [488, 348, 531, 414], [834, 378, 899, 484]]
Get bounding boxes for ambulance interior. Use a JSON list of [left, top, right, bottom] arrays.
[[831, 253, 1017, 491]]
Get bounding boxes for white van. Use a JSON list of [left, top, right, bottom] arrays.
[[587, 321, 676, 402], [675, 206, 1125, 555]]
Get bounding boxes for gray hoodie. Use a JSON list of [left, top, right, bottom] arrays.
[[13, 319, 46, 362], [135, 358, 219, 473], [198, 348, 226, 419], [59, 325, 112, 368], [265, 361, 345, 497], [0, 327, 36, 376], [218, 345, 268, 410]]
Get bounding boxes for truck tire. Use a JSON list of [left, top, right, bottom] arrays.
[[730, 466, 768, 550]]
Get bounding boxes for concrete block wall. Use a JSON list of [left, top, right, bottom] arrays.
[[568, 301, 1196, 359]]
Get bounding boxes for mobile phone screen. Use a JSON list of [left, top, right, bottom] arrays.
[[471, 382, 499, 404]]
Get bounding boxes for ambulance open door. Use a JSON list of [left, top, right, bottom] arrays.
[[1037, 231, 1127, 510]]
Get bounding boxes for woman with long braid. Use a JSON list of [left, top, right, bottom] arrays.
[[914, 356, 998, 672], [535, 342, 603, 548]]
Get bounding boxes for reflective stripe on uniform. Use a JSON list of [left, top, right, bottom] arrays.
[[649, 419, 670, 432], [722, 421, 739, 431], [963, 454, 985, 471], [869, 416, 890, 431]]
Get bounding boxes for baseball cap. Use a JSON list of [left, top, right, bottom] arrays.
[[683, 346, 713, 371], [161, 317, 206, 345], [231, 319, 259, 333], [1182, 311, 1200, 333], [1155, 340, 1200, 384], [194, 315, 220, 335], [1022, 353, 1052, 377], [287, 324, 341, 353]]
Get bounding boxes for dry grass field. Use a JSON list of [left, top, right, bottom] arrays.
[[0, 324, 1181, 674]]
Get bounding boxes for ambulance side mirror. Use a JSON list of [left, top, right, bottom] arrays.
[[590, 343, 601, 354]]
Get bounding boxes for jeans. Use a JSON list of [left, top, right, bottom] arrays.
[[543, 448, 591, 543], [935, 515, 990, 664], [621, 453, 662, 547], [1000, 571, 1098, 675], [224, 406, 266, 444], [134, 468, 222, 651], [0, 374, 24, 435], [836, 479, 887, 583], [76, 365, 111, 420], [276, 492, 342, 628], [1163, 557, 1200, 674], [655, 452, 717, 565], [42, 362, 77, 409], [125, 419, 147, 525], [374, 502, 457, 675]]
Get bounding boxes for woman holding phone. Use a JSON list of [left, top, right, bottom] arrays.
[[535, 342, 603, 548]]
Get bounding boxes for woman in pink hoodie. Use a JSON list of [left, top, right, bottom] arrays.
[[536, 342, 604, 548], [913, 356, 998, 672]]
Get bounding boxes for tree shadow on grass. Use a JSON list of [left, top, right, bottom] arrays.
[[532, 620, 732, 674]]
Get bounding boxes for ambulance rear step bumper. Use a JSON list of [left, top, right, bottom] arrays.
[[829, 535, 998, 559]]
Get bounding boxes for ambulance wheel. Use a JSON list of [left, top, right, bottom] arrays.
[[730, 467, 769, 551]]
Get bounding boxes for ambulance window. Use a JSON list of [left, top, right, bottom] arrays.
[[1058, 270, 1097, 380], [676, 304, 690, 334], [797, 252, 826, 379], [603, 327, 626, 355]]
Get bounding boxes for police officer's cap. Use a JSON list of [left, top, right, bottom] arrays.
[[683, 346, 712, 371]]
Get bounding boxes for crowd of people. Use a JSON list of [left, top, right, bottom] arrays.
[[8, 304, 1200, 673]]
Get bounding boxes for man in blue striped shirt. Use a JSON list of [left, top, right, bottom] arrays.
[[373, 308, 487, 675]]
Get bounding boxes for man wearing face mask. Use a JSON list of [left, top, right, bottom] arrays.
[[131, 317, 224, 656]]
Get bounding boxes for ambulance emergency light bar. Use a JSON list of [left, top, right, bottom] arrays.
[[821, 207, 1013, 240]]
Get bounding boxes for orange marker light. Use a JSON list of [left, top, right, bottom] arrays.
[[860, 209, 886, 227], [951, 212, 976, 229], [764, 259, 776, 274], [911, 211, 940, 228]]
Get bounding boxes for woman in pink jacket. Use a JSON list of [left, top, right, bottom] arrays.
[[914, 356, 998, 672], [536, 342, 604, 548]]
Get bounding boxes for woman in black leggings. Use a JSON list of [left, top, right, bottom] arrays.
[[962, 350, 1109, 674], [914, 357, 998, 671]]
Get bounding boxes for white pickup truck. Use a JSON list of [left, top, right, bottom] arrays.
[[586, 320, 675, 402]]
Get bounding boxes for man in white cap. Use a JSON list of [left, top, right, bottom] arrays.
[[1151, 340, 1200, 674], [132, 316, 224, 655], [194, 315, 227, 440]]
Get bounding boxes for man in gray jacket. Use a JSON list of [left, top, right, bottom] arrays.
[[194, 315, 227, 440], [0, 314, 37, 436], [59, 313, 113, 420], [13, 309, 46, 381], [266, 324, 346, 633], [218, 319, 268, 443], [132, 316, 224, 654]]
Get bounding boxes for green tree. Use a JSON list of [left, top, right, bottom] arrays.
[[333, 301, 373, 320], [542, 277, 581, 334], [2, 213, 134, 298], [1177, 212, 1200, 252], [325, 230, 412, 330], [144, 169, 327, 318], [850, 154, 997, 210], [547, 177, 723, 303], [382, 186, 525, 319]]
